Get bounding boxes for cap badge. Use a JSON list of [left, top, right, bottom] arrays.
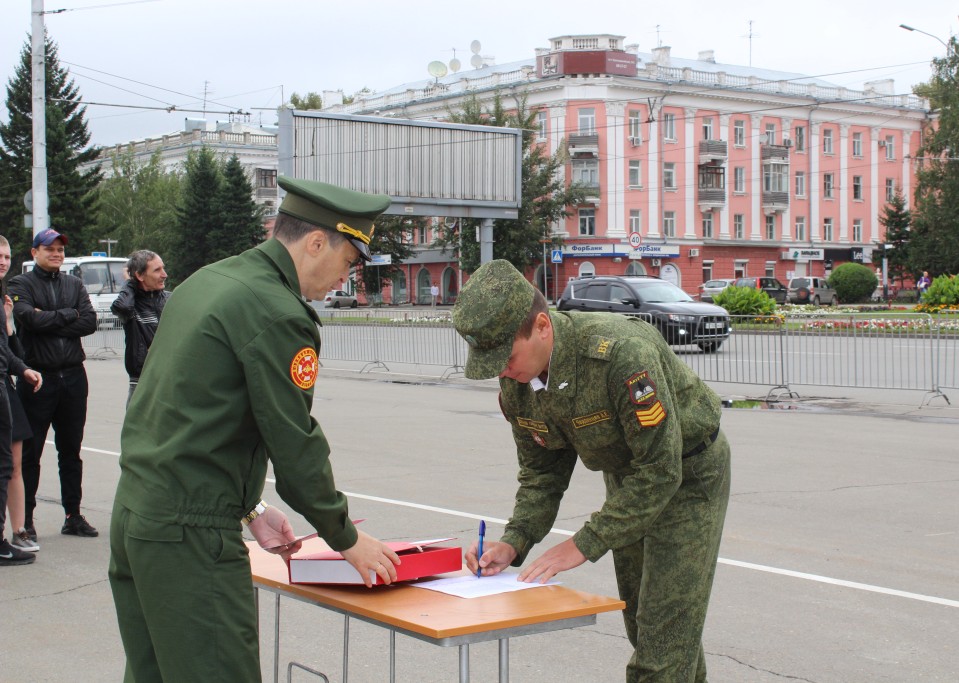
[[290, 347, 319, 390]]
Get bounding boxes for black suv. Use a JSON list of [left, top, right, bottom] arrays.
[[557, 275, 731, 352]]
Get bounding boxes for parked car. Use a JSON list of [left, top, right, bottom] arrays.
[[787, 277, 838, 306], [733, 277, 788, 304], [324, 290, 358, 308], [698, 278, 736, 303], [557, 275, 731, 352]]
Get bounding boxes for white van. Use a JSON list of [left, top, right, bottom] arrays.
[[21, 255, 128, 311]]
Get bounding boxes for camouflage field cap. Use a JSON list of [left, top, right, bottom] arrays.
[[453, 260, 536, 380], [277, 176, 391, 262]]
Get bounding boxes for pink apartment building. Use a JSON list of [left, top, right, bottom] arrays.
[[323, 34, 929, 303]]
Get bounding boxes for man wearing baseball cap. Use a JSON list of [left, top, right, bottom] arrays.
[[9, 228, 99, 541], [109, 177, 401, 682], [453, 259, 731, 683]]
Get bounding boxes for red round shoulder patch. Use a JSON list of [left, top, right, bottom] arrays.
[[290, 347, 318, 389]]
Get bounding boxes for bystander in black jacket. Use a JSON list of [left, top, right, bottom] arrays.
[[111, 278, 171, 380], [9, 265, 97, 370]]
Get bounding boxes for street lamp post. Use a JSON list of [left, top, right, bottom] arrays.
[[99, 238, 118, 257], [899, 24, 953, 53]]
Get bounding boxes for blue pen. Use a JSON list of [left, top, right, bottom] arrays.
[[476, 520, 486, 578]]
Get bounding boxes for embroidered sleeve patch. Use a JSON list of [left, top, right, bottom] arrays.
[[516, 417, 549, 433], [625, 371, 658, 405], [635, 401, 666, 427], [572, 410, 612, 429], [290, 347, 319, 389], [585, 336, 616, 360]]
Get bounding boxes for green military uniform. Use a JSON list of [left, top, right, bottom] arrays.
[[454, 261, 731, 683], [109, 179, 390, 682]]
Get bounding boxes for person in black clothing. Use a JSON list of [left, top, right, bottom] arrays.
[[9, 229, 98, 540], [0, 235, 43, 565], [110, 250, 170, 406]]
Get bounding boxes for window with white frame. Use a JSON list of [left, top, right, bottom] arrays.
[[537, 111, 547, 140], [578, 108, 596, 135], [628, 160, 642, 187], [795, 216, 806, 241], [795, 171, 806, 197], [885, 178, 895, 202], [765, 123, 776, 145], [663, 163, 676, 189], [734, 214, 744, 239], [733, 120, 745, 146], [628, 111, 642, 143], [823, 173, 834, 199], [416, 224, 427, 243], [702, 212, 713, 238], [885, 135, 895, 160], [663, 112, 676, 141], [823, 217, 834, 242], [629, 209, 642, 233], [823, 128, 834, 154], [794, 125, 806, 152], [663, 211, 676, 237], [734, 166, 745, 193], [852, 132, 862, 157], [702, 117, 714, 141], [853, 218, 862, 242], [579, 208, 596, 235], [765, 214, 775, 240], [702, 261, 714, 282], [734, 260, 747, 278], [764, 162, 788, 193], [572, 160, 599, 187], [765, 261, 777, 277], [853, 175, 862, 200]]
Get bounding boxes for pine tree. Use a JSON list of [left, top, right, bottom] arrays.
[[0, 33, 101, 268], [212, 154, 264, 262], [878, 188, 911, 286], [355, 215, 416, 302], [909, 37, 959, 278], [168, 147, 222, 284]]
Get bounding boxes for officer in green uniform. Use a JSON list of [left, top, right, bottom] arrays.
[[109, 177, 402, 683], [453, 260, 731, 683]]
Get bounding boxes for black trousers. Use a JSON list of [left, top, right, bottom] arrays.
[[19, 365, 88, 521], [0, 386, 13, 537]]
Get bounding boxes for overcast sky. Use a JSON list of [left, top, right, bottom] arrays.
[[0, 0, 954, 148]]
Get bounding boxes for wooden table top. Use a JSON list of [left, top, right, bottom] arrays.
[[248, 542, 625, 640]]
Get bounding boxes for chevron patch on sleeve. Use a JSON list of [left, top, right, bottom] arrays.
[[634, 400, 666, 427]]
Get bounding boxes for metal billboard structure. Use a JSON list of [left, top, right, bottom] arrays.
[[277, 109, 522, 221]]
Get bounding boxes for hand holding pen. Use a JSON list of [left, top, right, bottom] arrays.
[[476, 520, 485, 578], [466, 524, 518, 577]]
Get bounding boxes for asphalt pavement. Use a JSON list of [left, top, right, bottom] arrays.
[[2, 355, 957, 682]]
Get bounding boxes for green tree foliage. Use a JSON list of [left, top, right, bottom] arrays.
[[713, 286, 777, 316], [827, 262, 878, 303], [211, 154, 264, 261], [0, 33, 101, 268], [878, 188, 911, 286], [168, 147, 222, 284], [433, 93, 590, 275], [93, 150, 181, 258], [908, 38, 959, 278], [355, 215, 416, 301], [289, 91, 323, 110], [916, 274, 959, 309]]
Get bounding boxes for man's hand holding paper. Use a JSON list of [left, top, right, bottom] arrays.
[[249, 506, 301, 560]]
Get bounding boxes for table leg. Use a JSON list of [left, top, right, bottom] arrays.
[[498, 638, 509, 683], [273, 594, 282, 683], [459, 644, 470, 683], [342, 615, 350, 682], [389, 629, 396, 683]]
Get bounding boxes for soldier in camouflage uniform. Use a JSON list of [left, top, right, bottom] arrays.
[[453, 260, 730, 683]]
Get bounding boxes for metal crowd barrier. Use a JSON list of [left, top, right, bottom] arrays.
[[79, 307, 959, 404]]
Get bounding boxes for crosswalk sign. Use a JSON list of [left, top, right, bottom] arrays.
[[551, 249, 563, 264]]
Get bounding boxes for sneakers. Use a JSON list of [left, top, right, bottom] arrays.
[[61, 514, 99, 537], [0, 539, 36, 565], [11, 528, 39, 552], [24, 523, 37, 542]]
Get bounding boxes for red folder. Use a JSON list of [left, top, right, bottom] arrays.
[[288, 537, 462, 586]]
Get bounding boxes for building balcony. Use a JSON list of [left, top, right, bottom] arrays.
[[567, 133, 599, 156], [697, 188, 726, 210], [581, 182, 601, 204], [762, 191, 789, 213], [761, 144, 790, 160], [256, 186, 278, 200], [698, 140, 727, 163]]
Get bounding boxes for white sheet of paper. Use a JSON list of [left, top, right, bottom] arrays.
[[412, 572, 561, 599]]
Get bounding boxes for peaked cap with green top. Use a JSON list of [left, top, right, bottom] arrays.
[[453, 259, 537, 380], [277, 176, 391, 262]]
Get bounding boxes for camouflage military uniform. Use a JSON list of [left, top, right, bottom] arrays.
[[497, 310, 730, 683]]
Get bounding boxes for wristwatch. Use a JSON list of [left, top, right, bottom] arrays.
[[242, 501, 268, 526]]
